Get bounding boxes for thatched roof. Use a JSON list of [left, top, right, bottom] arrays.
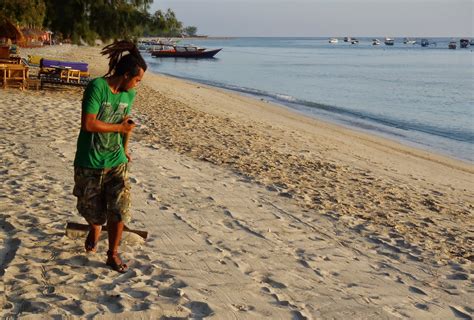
[[0, 15, 25, 43]]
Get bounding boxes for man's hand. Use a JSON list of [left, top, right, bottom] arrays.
[[121, 117, 135, 134]]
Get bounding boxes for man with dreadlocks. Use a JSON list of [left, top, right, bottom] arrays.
[[73, 40, 147, 273]]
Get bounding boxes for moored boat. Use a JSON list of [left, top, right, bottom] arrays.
[[151, 45, 222, 58], [329, 38, 338, 44], [384, 37, 395, 45], [448, 41, 457, 49], [351, 38, 359, 44], [372, 39, 381, 45], [460, 39, 470, 48], [138, 38, 178, 51], [403, 38, 416, 45], [344, 37, 352, 42], [420, 39, 430, 47]]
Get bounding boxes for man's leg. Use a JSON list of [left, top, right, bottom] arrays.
[[106, 221, 128, 272], [105, 164, 130, 273], [85, 224, 102, 253], [107, 220, 123, 253], [73, 166, 107, 253]]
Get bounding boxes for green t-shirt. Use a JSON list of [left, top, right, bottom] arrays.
[[74, 77, 136, 169]]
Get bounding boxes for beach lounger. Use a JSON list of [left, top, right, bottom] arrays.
[[39, 58, 90, 88], [27, 55, 42, 66], [41, 58, 89, 72]]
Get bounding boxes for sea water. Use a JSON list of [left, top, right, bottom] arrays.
[[143, 37, 474, 162]]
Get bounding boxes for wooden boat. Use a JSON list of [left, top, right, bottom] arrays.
[[151, 45, 222, 58]]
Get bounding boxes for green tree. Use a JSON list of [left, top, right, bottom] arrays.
[[43, 0, 153, 44], [1, 0, 191, 44], [184, 26, 197, 37], [147, 8, 184, 37], [0, 0, 46, 27]]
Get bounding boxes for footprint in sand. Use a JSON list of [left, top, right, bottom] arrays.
[[446, 273, 469, 281], [231, 303, 255, 312], [262, 276, 287, 289], [158, 287, 184, 298], [184, 301, 214, 318], [449, 306, 473, 320], [408, 286, 427, 295], [97, 294, 125, 313]]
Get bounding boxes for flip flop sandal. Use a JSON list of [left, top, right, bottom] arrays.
[[106, 251, 128, 273]]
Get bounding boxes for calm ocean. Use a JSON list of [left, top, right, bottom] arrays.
[[143, 37, 474, 162]]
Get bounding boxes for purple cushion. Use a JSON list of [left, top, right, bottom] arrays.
[[41, 59, 88, 72]]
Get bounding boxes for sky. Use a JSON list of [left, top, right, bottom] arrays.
[[150, 0, 473, 37]]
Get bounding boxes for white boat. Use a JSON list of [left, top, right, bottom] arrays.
[[372, 39, 381, 45], [344, 37, 352, 42], [328, 38, 338, 44], [403, 38, 416, 45], [351, 39, 359, 44], [384, 37, 395, 45], [137, 38, 178, 51]]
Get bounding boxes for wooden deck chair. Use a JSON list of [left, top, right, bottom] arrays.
[[0, 63, 28, 89], [59, 68, 81, 83]]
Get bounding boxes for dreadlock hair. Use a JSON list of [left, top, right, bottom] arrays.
[[101, 40, 147, 78]]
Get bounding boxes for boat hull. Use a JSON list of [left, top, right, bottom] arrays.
[[151, 48, 222, 58], [460, 39, 470, 48]]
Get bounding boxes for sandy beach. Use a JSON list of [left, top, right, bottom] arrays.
[[1, 45, 472, 319]]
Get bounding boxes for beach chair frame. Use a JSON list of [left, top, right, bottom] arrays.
[[39, 58, 91, 88]]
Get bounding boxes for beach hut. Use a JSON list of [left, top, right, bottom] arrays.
[[21, 28, 47, 47], [0, 15, 25, 45]]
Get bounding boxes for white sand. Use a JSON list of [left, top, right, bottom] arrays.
[[0, 45, 472, 319]]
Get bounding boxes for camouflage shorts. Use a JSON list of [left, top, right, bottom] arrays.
[[73, 163, 131, 225]]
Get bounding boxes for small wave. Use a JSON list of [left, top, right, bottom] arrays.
[[275, 94, 298, 102]]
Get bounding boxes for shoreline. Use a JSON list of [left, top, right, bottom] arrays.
[[151, 70, 474, 165], [2, 44, 472, 318]]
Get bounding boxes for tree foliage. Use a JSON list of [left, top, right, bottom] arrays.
[[183, 26, 197, 37], [0, 0, 46, 27], [0, 0, 192, 44], [145, 8, 183, 37]]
